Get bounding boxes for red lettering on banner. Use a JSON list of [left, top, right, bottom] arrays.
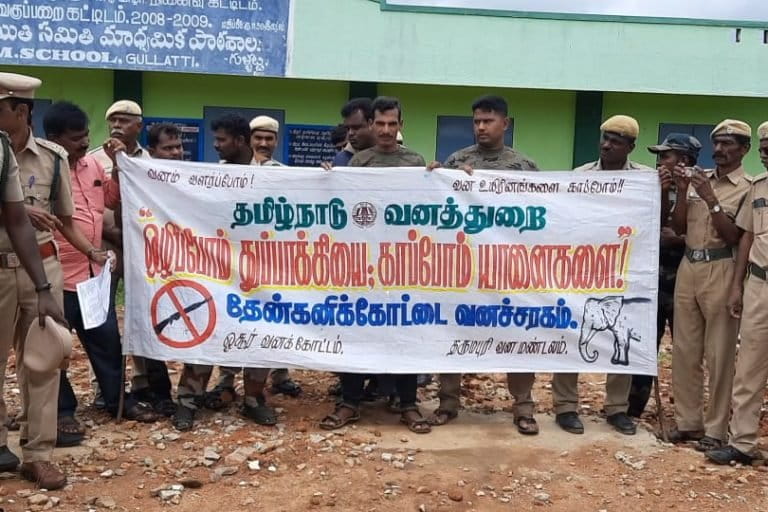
[[143, 222, 232, 281]]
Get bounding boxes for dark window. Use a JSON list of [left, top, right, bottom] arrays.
[[658, 123, 715, 168], [435, 116, 514, 162]]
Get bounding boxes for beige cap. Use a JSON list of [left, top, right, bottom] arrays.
[[0, 72, 41, 101], [24, 317, 72, 373], [600, 115, 640, 140], [105, 100, 142, 120], [711, 119, 751, 139], [249, 115, 279, 133], [757, 121, 768, 140]]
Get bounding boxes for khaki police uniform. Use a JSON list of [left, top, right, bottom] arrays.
[[672, 166, 748, 441], [552, 157, 653, 416], [0, 130, 74, 462], [727, 178, 768, 454], [439, 144, 539, 420]]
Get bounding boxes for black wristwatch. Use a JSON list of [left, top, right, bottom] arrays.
[[35, 282, 52, 293]]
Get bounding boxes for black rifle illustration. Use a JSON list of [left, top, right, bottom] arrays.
[[154, 297, 212, 335]]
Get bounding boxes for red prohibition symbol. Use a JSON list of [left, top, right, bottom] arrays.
[[150, 280, 216, 349]]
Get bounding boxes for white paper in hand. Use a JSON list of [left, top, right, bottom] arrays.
[[76, 256, 114, 330]]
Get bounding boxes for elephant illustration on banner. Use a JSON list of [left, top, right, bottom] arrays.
[[578, 296, 651, 366]]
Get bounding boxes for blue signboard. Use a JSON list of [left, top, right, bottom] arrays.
[[140, 117, 204, 162], [283, 124, 337, 167], [0, 0, 291, 77]]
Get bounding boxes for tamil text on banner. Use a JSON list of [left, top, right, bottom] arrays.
[[119, 154, 660, 375], [0, 0, 291, 76]]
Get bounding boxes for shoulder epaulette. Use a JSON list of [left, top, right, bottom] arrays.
[[35, 138, 68, 160]]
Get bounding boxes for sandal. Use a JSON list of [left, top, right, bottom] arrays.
[[56, 416, 85, 447], [241, 403, 277, 426], [172, 404, 196, 432], [271, 379, 302, 398], [514, 416, 540, 436], [427, 408, 458, 426], [695, 435, 724, 452], [320, 404, 360, 430], [123, 401, 160, 423], [400, 407, 432, 434], [203, 386, 237, 410]]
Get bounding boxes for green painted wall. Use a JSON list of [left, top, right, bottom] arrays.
[[141, 73, 348, 126], [604, 92, 768, 174], [379, 83, 575, 169], [291, 0, 768, 98], [3, 65, 113, 144]]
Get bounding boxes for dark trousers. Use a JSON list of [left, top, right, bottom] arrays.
[[341, 373, 417, 408], [628, 294, 673, 416], [132, 358, 173, 401], [58, 291, 137, 417]]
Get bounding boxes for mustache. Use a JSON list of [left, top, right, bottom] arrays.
[[713, 152, 725, 158]]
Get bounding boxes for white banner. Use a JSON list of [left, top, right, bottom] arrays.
[[383, 0, 768, 24], [119, 154, 659, 375]]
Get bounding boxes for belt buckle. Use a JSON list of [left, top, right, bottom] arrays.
[[3, 253, 20, 268], [692, 250, 704, 262]]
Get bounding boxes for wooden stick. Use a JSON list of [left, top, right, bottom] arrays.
[[116, 355, 126, 422], [654, 376, 668, 442]]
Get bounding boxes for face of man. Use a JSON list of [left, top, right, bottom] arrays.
[[151, 132, 184, 160], [473, 108, 508, 149], [344, 109, 374, 151], [656, 150, 684, 170], [52, 128, 89, 164], [214, 129, 243, 163], [371, 108, 401, 151], [107, 113, 142, 145], [0, 99, 28, 134], [712, 135, 748, 169], [600, 132, 634, 167], [760, 139, 768, 171], [250, 130, 277, 159]]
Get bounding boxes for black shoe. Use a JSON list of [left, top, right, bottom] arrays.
[[154, 398, 177, 417], [0, 446, 20, 472], [555, 412, 584, 434], [706, 445, 755, 466], [172, 404, 196, 432], [694, 436, 724, 452], [668, 428, 705, 444], [607, 412, 637, 435], [271, 379, 302, 398]]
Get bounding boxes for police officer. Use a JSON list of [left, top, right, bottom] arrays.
[[668, 120, 751, 452], [706, 121, 768, 465], [627, 134, 699, 417], [249, 115, 285, 167], [553, 115, 652, 436], [0, 72, 71, 489], [426, 95, 540, 435]]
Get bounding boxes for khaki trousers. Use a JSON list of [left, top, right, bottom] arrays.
[[729, 275, 768, 454], [672, 258, 737, 441], [551, 373, 631, 416], [0, 256, 62, 462], [437, 373, 536, 418]]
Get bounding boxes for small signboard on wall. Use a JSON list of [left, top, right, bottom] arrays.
[[140, 117, 203, 162], [283, 124, 338, 166]]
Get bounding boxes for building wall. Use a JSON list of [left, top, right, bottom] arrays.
[[291, 0, 768, 98], [604, 92, 768, 174]]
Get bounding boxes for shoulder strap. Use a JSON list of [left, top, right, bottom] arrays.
[[49, 153, 61, 211], [0, 133, 9, 196]]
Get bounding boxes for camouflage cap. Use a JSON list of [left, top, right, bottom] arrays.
[[600, 115, 639, 140], [711, 119, 751, 139], [648, 133, 702, 157]]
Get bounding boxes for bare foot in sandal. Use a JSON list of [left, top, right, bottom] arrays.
[[401, 408, 431, 434], [514, 416, 539, 436], [427, 408, 458, 426], [320, 404, 360, 430]]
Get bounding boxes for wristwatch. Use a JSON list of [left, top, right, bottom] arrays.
[[710, 204, 722, 214], [35, 282, 52, 293]]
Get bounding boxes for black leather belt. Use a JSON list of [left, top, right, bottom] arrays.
[[749, 263, 767, 281], [684, 247, 733, 263]]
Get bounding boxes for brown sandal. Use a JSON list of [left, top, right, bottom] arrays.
[[320, 404, 360, 430], [427, 408, 458, 426], [514, 416, 539, 436], [400, 407, 432, 434]]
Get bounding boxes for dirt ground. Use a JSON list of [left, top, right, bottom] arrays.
[[2, 326, 768, 512]]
